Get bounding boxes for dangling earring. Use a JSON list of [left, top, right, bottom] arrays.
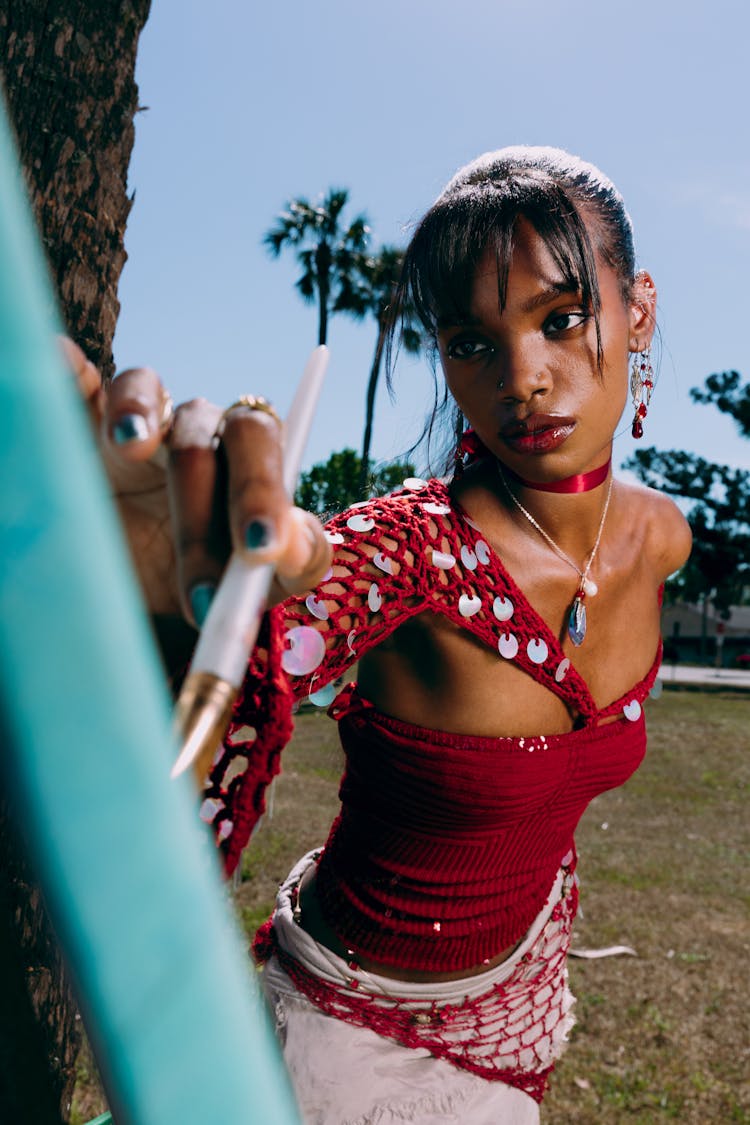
[[453, 417, 490, 477], [630, 346, 654, 439]]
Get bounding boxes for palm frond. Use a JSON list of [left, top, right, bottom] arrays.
[[321, 188, 350, 234], [332, 273, 369, 318], [401, 326, 423, 355], [296, 273, 316, 302]]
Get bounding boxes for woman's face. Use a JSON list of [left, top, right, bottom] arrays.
[[436, 217, 654, 482]]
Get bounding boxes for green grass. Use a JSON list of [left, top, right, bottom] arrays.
[[72, 690, 750, 1124]]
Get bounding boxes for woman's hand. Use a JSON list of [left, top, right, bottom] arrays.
[[63, 338, 332, 633]]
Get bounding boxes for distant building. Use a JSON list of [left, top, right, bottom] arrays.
[[661, 602, 750, 667]]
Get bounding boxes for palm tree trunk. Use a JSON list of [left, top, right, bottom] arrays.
[[0, 806, 68, 1125], [0, 3, 150, 1119], [1, 0, 151, 382], [358, 318, 387, 497], [315, 240, 331, 346]]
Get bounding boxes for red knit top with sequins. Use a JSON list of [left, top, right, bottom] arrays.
[[205, 477, 661, 974]]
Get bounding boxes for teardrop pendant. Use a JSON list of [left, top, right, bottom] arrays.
[[568, 595, 587, 647]]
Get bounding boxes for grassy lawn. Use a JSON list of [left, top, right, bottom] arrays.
[[72, 689, 749, 1124]]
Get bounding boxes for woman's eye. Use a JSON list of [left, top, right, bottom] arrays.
[[544, 310, 590, 335], [446, 338, 491, 360]]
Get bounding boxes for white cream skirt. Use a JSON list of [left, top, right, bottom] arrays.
[[258, 851, 576, 1124]]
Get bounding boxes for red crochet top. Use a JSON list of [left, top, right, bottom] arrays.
[[203, 477, 661, 973]]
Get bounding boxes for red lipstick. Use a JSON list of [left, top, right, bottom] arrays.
[[499, 415, 575, 454]]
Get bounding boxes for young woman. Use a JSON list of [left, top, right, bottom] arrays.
[[84, 146, 691, 1124]]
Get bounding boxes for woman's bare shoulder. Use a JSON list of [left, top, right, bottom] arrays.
[[617, 477, 692, 580]]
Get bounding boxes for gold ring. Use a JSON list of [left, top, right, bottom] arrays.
[[214, 395, 283, 440]]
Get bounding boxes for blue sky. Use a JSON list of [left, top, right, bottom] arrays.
[[114, 0, 750, 477]]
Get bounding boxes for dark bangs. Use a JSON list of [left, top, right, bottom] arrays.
[[397, 175, 604, 362]]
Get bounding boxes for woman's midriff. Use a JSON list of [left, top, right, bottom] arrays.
[[297, 865, 519, 984]]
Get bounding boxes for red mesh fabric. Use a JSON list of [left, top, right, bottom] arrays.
[[201, 611, 294, 874], [254, 865, 579, 1104], [207, 477, 661, 899]]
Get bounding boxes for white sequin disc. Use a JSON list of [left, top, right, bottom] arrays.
[[403, 477, 428, 491], [373, 551, 394, 574], [623, 699, 642, 722], [493, 596, 514, 621], [309, 683, 336, 708], [555, 658, 571, 683], [458, 594, 482, 617], [325, 530, 344, 545], [475, 540, 491, 565], [422, 502, 451, 515], [281, 626, 326, 676], [305, 594, 329, 620], [527, 638, 549, 665], [347, 514, 375, 532], [368, 583, 382, 612], [460, 545, 478, 571], [498, 633, 519, 659], [432, 550, 456, 570]]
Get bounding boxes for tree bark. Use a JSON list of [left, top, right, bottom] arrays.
[[358, 318, 386, 498], [0, 0, 151, 382], [0, 801, 70, 1125], [0, 3, 150, 1119], [315, 240, 331, 346]]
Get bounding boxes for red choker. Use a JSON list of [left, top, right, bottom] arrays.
[[500, 458, 612, 494]]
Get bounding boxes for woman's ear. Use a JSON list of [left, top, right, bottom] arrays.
[[629, 271, 657, 351]]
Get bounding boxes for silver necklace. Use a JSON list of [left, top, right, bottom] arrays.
[[496, 463, 613, 646]]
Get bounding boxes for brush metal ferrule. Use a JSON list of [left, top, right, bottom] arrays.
[[171, 671, 237, 785]]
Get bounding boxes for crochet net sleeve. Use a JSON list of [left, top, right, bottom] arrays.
[[201, 489, 430, 874]]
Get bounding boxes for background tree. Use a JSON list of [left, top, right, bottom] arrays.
[[356, 245, 424, 496], [295, 448, 415, 517], [689, 369, 750, 437], [0, 2, 151, 1119], [625, 370, 750, 622], [263, 187, 370, 346]]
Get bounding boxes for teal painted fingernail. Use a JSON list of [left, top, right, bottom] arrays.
[[113, 413, 150, 444], [245, 519, 273, 551], [189, 582, 216, 627]]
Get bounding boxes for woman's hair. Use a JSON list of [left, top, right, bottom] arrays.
[[387, 145, 637, 472]]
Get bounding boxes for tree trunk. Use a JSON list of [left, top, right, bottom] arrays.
[[358, 318, 386, 498], [0, 0, 151, 382], [0, 3, 150, 1119], [0, 801, 71, 1125], [315, 240, 331, 346]]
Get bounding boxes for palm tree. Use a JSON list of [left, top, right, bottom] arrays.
[[263, 188, 370, 346], [357, 246, 424, 496]]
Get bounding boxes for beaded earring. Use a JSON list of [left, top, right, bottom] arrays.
[[630, 346, 654, 439]]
